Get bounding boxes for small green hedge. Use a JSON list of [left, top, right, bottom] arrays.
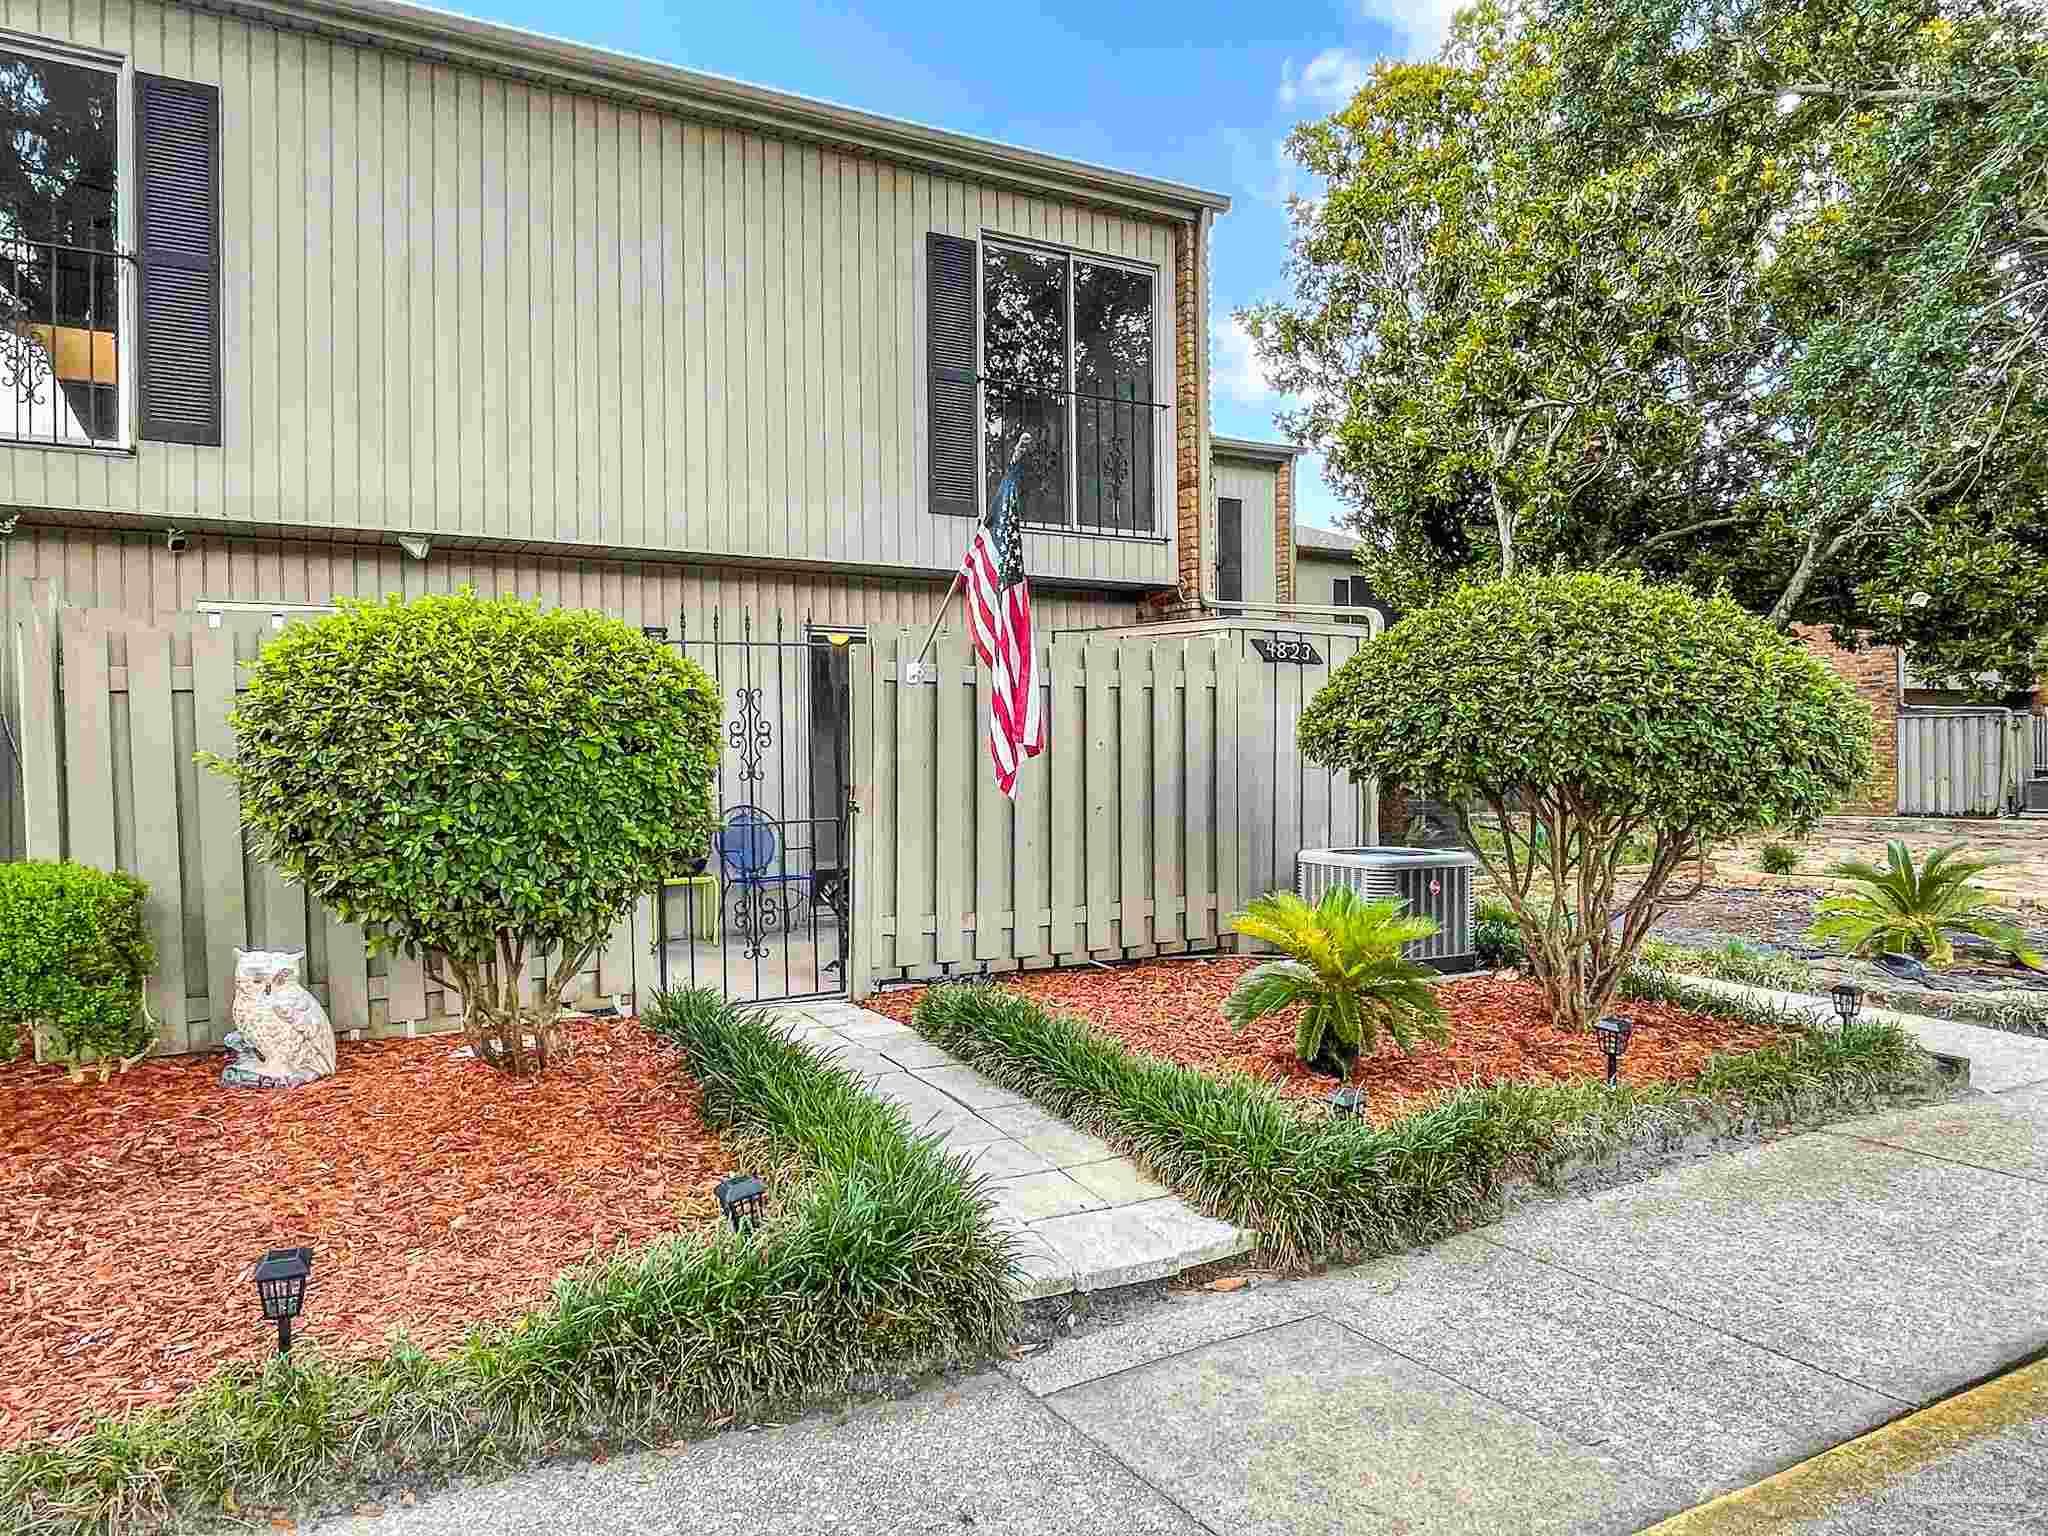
[[0, 861, 156, 1066], [1, 991, 1014, 1534], [909, 971, 1943, 1269]]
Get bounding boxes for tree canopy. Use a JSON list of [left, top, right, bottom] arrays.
[[1297, 572, 1876, 1027], [1243, 0, 2048, 691]]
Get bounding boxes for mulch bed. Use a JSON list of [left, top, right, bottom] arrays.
[[870, 957, 1789, 1118], [0, 1016, 729, 1449]]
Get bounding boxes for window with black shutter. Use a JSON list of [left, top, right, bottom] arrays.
[[135, 73, 221, 446], [926, 232, 978, 518], [1217, 497, 1243, 612]]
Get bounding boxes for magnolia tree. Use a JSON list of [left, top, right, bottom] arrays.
[[207, 592, 721, 1074], [1297, 574, 1875, 1030]]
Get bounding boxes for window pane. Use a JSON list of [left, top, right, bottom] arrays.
[[983, 244, 1068, 525], [1074, 262, 1155, 533], [0, 49, 120, 445]]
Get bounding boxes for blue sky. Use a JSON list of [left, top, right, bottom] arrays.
[[455, 0, 1452, 531]]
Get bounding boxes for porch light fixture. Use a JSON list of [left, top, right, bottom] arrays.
[[1327, 1085, 1366, 1120], [1592, 1015, 1635, 1088], [252, 1246, 313, 1356], [1830, 982, 1864, 1028], [715, 1173, 767, 1232]]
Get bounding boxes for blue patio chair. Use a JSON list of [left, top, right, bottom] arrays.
[[716, 805, 814, 950]]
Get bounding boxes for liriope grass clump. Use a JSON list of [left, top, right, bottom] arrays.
[[2, 991, 1015, 1536], [910, 972, 1942, 1271]]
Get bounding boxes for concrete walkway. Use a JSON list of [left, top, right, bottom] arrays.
[[784, 999, 1252, 1298], [313, 1009, 2048, 1535]]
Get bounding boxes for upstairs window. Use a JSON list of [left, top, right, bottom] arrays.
[[980, 238, 1160, 536], [0, 45, 124, 446]]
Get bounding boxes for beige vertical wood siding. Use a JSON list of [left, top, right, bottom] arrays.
[[0, 0, 1179, 589], [1296, 548, 1363, 606], [4, 525, 1141, 633], [1214, 458, 1278, 608]]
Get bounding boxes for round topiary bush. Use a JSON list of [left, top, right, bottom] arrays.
[[205, 591, 722, 1074], [1298, 573, 1875, 1030]]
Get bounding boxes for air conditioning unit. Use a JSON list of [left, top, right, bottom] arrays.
[[1296, 846, 1479, 970]]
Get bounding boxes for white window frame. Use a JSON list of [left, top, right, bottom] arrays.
[[0, 30, 137, 452], [975, 231, 1169, 541]]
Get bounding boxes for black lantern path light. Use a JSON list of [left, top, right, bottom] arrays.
[[1830, 982, 1864, 1030], [716, 1173, 767, 1232], [1326, 1085, 1366, 1120], [252, 1246, 313, 1356], [1592, 1015, 1635, 1088]]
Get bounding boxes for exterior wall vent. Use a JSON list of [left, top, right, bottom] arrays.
[[1296, 846, 1478, 970]]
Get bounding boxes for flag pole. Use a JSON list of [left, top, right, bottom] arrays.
[[909, 431, 1030, 681], [907, 565, 965, 680]]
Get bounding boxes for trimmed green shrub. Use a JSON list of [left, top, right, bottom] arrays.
[[1759, 840, 1801, 875], [1808, 840, 2041, 968], [0, 861, 156, 1067], [910, 974, 1937, 1269], [1475, 896, 1529, 969], [0, 991, 1014, 1533], [1298, 574, 1875, 1030], [1224, 887, 1446, 1076], [202, 592, 721, 1074]]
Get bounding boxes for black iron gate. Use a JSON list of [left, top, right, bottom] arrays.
[[654, 612, 858, 1004]]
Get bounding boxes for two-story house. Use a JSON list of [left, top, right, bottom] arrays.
[[0, 0, 1260, 639]]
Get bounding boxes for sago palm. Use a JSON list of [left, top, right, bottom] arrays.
[[1223, 886, 1450, 1078], [1807, 840, 2041, 969]]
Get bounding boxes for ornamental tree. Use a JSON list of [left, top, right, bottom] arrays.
[[1247, 0, 2048, 691], [206, 592, 721, 1075], [1297, 574, 1875, 1030]]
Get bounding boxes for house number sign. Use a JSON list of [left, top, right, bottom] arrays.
[[1249, 636, 1323, 666]]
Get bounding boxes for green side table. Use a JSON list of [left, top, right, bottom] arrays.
[[662, 873, 722, 942]]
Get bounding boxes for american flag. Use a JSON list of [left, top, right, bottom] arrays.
[[960, 459, 1045, 798]]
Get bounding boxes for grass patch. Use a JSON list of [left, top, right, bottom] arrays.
[[909, 971, 1942, 1271], [1637, 936, 1818, 991], [2, 991, 1014, 1535]]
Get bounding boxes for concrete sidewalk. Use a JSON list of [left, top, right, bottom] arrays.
[[312, 1013, 2048, 1536]]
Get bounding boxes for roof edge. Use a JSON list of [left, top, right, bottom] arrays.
[[194, 0, 1233, 221], [1211, 435, 1299, 464]]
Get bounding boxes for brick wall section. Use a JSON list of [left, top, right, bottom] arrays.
[[1142, 220, 1205, 622], [1794, 625, 1899, 814], [1272, 459, 1294, 604]]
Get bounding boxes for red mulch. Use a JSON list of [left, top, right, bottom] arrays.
[[0, 1016, 729, 1449], [870, 957, 1789, 1118]]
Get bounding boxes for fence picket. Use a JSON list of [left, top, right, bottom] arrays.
[[1151, 640, 1182, 950], [1046, 634, 1083, 960], [1117, 639, 1149, 954], [127, 624, 189, 1054], [191, 623, 247, 1044], [934, 627, 971, 968], [60, 614, 116, 870], [1084, 637, 1115, 954]]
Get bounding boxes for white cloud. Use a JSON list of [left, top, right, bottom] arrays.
[[1277, 47, 1371, 110], [1356, 0, 1463, 60], [1212, 315, 1282, 407]]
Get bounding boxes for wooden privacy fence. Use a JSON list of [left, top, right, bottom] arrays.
[[10, 585, 653, 1057], [846, 622, 1373, 996], [1895, 707, 2027, 818], [849, 626, 1235, 995]]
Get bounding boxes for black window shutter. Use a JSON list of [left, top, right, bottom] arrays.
[[135, 73, 222, 446], [926, 232, 978, 518], [1217, 497, 1243, 605]]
